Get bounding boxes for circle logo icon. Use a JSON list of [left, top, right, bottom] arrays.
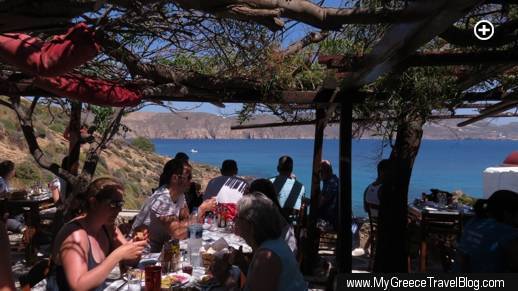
[[474, 20, 494, 41]]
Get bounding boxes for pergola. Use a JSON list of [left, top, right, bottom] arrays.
[[1, 0, 517, 276]]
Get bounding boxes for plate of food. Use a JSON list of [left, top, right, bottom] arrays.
[[161, 272, 191, 288], [122, 268, 144, 283], [194, 274, 218, 288]]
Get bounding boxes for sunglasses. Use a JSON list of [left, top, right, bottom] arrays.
[[107, 200, 124, 209]]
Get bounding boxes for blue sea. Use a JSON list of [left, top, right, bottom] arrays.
[[153, 139, 517, 215]]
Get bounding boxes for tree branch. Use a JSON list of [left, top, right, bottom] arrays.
[[0, 98, 13, 109], [93, 108, 124, 155], [281, 31, 329, 58], [28, 96, 40, 119], [171, 0, 427, 31], [98, 35, 269, 98], [8, 96, 78, 185]]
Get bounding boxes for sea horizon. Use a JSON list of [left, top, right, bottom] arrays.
[[151, 139, 518, 215]]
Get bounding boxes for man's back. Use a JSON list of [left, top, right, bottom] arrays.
[[203, 176, 248, 201], [364, 182, 381, 217], [270, 175, 305, 210]]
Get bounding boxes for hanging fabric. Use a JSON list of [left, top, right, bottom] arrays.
[[0, 22, 101, 76], [34, 74, 142, 107]]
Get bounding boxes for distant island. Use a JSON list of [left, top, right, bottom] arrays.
[[123, 112, 518, 140]]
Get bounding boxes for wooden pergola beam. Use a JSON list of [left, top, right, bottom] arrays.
[[440, 19, 518, 48], [458, 91, 518, 126], [458, 104, 518, 126], [230, 113, 518, 130], [319, 50, 518, 70], [320, 0, 484, 104], [456, 64, 516, 90]]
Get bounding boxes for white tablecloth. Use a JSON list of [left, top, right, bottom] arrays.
[[104, 227, 250, 290], [197, 226, 252, 253]]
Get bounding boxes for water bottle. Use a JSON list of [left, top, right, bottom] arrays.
[[188, 208, 202, 267]]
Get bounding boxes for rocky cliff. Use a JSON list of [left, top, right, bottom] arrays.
[[123, 112, 518, 140], [123, 112, 339, 139]]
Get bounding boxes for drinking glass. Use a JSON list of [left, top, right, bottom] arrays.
[[126, 267, 142, 291], [181, 261, 193, 275], [226, 220, 234, 233]]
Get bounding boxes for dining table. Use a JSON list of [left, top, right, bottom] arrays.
[[408, 200, 474, 272], [104, 225, 251, 290], [5, 191, 55, 262]]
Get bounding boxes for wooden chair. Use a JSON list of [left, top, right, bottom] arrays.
[[318, 228, 337, 258], [419, 212, 461, 272], [365, 203, 379, 270], [295, 197, 310, 265]]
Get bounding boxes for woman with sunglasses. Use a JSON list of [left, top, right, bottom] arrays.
[[47, 177, 147, 291]]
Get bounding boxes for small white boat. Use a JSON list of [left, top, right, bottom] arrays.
[[190, 148, 198, 153]]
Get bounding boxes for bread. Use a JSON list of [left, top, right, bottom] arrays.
[[135, 231, 145, 241], [201, 248, 216, 269]]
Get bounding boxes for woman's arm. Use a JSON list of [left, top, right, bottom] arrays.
[[60, 230, 146, 291], [245, 249, 281, 291]]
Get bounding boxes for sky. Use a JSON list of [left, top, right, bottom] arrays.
[[143, 102, 242, 115]]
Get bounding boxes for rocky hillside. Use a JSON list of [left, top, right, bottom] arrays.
[[123, 112, 518, 140], [123, 112, 340, 139], [0, 103, 219, 209]]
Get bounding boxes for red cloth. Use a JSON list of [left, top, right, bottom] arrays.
[[34, 74, 141, 107], [503, 151, 518, 165], [0, 23, 100, 76], [217, 203, 237, 221]]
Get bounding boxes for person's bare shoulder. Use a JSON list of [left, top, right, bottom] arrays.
[[57, 221, 89, 254]]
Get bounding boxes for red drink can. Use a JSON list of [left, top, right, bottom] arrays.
[[144, 265, 161, 291]]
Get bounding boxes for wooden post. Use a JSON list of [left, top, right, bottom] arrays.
[[337, 101, 353, 273], [303, 107, 327, 274]]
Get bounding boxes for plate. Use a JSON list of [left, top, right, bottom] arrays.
[[124, 272, 191, 287], [194, 274, 218, 288], [162, 272, 191, 287]]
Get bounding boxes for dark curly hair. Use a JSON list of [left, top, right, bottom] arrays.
[[0, 160, 14, 178], [158, 159, 191, 188]]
